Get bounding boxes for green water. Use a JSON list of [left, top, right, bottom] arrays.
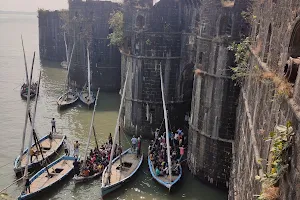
[[0, 12, 227, 200]]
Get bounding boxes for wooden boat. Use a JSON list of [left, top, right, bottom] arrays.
[[101, 148, 143, 196], [20, 83, 37, 100], [79, 89, 95, 107], [73, 170, 102, 184], [57, 43, 78, 109], [14, 134, 66, 176], [147, 155, 182, 190], [57, 90, 78, 109], [146, 64, 182, 191], [73, 89, 101, 184], [101, 70, 143, 197], [20, 36, 37, 100], [79, 48, 95, 107], [17, 156, 77, 200]]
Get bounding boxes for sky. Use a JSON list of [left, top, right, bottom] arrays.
[[0, 0, 68, 12]]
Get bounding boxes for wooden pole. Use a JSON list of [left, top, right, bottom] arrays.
[[18, 51, 35, 167], [83, 88, 100, 166], [104, 69, 129, 186], [159, 64, 173, 184]]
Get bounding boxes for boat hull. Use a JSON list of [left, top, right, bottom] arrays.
[[73, 171, 102, 184], [18, 156, 77, 200], [57, 91, 78, 109], [101, 148, 143, 197], [14, 134, 66, 176], [20, 84, 37, 100], [79, 91, 95, 107], [147, 154, 182, 191]]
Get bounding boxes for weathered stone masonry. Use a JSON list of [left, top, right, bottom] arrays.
[[188, 0, 247, 189], [38, 10, 66, 62], [229, 0, 300, 199], [38, 0, 121, 91], [68, 0, 121, 91], [120, 0, 192, 137]]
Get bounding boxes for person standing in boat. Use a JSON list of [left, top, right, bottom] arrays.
[[24, 178, 30, 194], [73, 158, 80, 177], [51, 118, 56, 133], [131, 135, 137, 153], [108, 133, 113, 145], [63, 140, 69, 156], [137, 136, 141, 158], [30, 148, 38, 163], [74, 141, 80, 158]]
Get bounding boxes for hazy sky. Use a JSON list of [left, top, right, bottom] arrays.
[[0, 0, 68, 12]]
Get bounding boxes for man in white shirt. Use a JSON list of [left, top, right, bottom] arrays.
[[131, 135, 137, 152]]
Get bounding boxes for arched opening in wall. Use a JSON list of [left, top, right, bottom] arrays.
[[285, 21, 300, 84], [263, 24, 272, 62], [219, 16, 232, 36], [136, 15, 145, 29], [180, 63, 195, 101]]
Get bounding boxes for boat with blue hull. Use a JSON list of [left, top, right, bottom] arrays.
[[14, 134, 66, 176], [101, 148, 143, 196], [146, 64, 183, 191], [18, 156, 78, 200], [100, 69, 143, 197], [147, 155, 182, 190]]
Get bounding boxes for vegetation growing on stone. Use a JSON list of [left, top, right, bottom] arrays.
[[255, 122, 294, 200], [108, 11, 124, 47], [228, 37, 251, 82]]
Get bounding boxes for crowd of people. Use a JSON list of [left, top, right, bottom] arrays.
[[148, 128, 185, 177], [21, 82, 37, 93], [73, 134, 123, 178]]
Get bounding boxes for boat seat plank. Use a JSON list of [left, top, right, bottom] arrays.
[[102, 153, 140, 185], [27, 160, 73, 194]]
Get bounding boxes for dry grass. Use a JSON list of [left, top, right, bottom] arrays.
[[261, 72, 293, 98], [262, 186, 280, 200]]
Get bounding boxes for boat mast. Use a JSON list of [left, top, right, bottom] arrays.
[[105, 69, 129, 185], [21, 35, 29, 85], [64, 32, 69, 64], [83, 88, 100, 166], [159, 64, 172, 183], [87, 47, 91, 98], [119, 126, 122, 168], [23, 60, 40, 183], [26, 72, 51, 176], [92, 126, 99, 150], [66, 43, 75, 90], [18, 51, 35, 167]]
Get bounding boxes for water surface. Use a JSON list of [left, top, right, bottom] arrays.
[[0, 12, 227, 200]]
